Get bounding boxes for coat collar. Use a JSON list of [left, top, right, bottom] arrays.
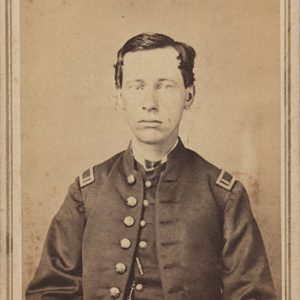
[[122, 137, 187, 182], [131, 138, 179, 170]]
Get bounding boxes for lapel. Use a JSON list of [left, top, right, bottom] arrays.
[[160, 138, 187, 182]]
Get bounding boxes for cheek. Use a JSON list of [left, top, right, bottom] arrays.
[[121, 96, 137, 112], [161, 109, 183, 126], [169, 109, 184, 123], [159, 97, 185, 123]]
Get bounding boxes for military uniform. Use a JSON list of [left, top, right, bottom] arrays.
[[26, 139, 276, 300]]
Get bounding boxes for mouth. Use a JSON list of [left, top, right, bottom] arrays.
[[138, 120, 162, 127], [138, 120, 162, 123]]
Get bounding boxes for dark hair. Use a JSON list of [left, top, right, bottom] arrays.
[[114, 33, 196, 89]]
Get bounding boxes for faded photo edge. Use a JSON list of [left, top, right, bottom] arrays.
[[0, 0, 299, 299]]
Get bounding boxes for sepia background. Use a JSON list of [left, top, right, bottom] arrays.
[[21, 0, 281, 297]]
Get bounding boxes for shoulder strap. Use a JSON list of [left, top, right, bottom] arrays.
[[79, 166, 95, 188], [216, 169, 236, 191]]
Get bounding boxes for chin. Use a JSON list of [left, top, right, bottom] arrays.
[[135, 132, 166, 145]]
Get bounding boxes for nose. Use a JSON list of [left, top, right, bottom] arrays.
[[142, 89, 158, 112]]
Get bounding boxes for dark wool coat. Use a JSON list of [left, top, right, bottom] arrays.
[[26, 140, 276, 300]]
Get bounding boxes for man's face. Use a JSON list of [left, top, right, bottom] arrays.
[[119, 47, 194, 145]]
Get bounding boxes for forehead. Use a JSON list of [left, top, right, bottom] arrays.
[[122, 47, 182, 81]]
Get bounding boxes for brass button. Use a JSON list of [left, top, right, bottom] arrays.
[[143, 199, 149, 207], [145, 180, 152, 188], [120, 238, 131, 249], [126, 196, 137, 207], [139, 241, 148, 249], [115, 263, 127, 274], [127, 174, 135, 185], [135, 283, 144, 292], [124, 216, 135, 227], [140, 220, 146, 227], [109, 287, 120, 298]]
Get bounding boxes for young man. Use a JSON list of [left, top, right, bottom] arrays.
[[26, 33, 276, 300]]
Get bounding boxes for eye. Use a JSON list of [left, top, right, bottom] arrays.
[[161, 83, 175, 90], [125, 82, 145, 90], [135, 85, 144, 90], [155, 81, 176, 90]]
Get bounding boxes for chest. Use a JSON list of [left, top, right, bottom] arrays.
[[82, 171, 223, 250]]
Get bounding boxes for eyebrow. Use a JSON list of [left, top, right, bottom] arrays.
[[124, 79, 145, 85], [157, 78, 177, 83]]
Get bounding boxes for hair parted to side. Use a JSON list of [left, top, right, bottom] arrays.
[[114, 33, 196, 89]]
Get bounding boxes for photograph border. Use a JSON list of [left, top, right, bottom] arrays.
[[0, 0, 299, 299], [280, 0, 300, 298], [1, 0, 22, 299]]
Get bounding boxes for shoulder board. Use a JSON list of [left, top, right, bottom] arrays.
[[79, 166, 95, 188], [216, 169, 236, 191]]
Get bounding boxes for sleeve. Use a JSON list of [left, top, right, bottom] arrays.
[[25, 178, 85, 300], [221, 182, 277, 300]]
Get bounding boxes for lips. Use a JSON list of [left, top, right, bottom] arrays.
[[138, 120, 162, 127], [138, 120, 162, 123]]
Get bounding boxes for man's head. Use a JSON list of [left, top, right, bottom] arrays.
[[115, 33, 196, 146]]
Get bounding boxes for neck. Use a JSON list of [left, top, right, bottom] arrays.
[[131, 135, 178, 162]]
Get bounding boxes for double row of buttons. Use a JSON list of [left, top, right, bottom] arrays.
[[109, 174, 151, 298], [129, 177, 153, 297], [120, 194, 149, 250]]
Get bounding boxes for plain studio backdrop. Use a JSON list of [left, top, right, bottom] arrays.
[[21, 0, 281, 297]]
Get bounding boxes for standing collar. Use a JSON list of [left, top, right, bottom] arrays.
[[123, 137, 186, 180], [131, 138, 179, 171]]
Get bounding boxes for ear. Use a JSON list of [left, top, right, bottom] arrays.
[[184, 85, 195, 110], [115, 88, 125, 112]]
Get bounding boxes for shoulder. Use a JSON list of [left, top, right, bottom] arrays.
[[78, 151, 124, 189], [184, 148, 246, 203]]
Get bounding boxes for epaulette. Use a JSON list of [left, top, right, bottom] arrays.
[[79, 166, 95, 188], [216, 169, 236, 191]]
